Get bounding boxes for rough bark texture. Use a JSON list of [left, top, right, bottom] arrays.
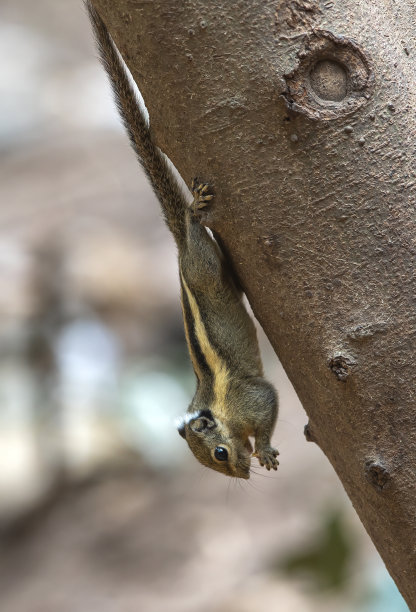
[[89, 0, 416, 607]]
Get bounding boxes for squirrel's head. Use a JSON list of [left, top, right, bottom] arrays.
[[176, 409, 252, 479]]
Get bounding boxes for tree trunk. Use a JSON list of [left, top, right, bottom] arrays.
[[89, 0, 416, 607]]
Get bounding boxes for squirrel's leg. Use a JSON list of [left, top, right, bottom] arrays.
[[253, 433, 279, 471], [180, 180, 228, 292], [250, 383, 279, 471]]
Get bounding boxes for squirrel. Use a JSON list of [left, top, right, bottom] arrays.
[[86, 1, 279, 478]]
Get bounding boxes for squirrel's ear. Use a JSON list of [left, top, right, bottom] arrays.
[[190, 415, 216, 433]]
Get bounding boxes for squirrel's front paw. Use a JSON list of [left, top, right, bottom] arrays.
[[253, 447, 279, 471], [190, 178, 214, 214]]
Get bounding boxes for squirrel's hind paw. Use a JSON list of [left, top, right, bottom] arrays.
[[190, 178, 214, 214]]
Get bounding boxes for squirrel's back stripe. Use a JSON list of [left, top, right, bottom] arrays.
[[180, 275, 211, 383], [180, 274, 229, 415]]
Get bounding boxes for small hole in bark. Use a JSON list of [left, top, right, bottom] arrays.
[[309, 59, 348, 101], [283, 31, 373, 120]]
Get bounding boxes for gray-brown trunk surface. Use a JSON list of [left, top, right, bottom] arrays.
[[89, 0, 416, 607]]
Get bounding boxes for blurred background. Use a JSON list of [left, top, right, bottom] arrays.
[[0, 1, 409, 610]]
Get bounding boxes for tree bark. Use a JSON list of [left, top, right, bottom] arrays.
[[89, 0, 416, 607]]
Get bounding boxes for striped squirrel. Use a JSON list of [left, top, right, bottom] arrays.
[[87, 2, 279, 478]]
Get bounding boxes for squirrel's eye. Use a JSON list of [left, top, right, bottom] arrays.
[[214, 446, 228, 462]]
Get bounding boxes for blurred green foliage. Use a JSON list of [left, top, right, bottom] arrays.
[[275, 509, 353, 592]]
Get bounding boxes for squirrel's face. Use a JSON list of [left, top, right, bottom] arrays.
[[177, 409, 251, 479]]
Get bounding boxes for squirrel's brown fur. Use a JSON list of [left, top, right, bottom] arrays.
[[87, 2, 279, 478]]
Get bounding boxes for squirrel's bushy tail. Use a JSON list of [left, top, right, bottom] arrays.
[[86, 1, 187, 245]]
